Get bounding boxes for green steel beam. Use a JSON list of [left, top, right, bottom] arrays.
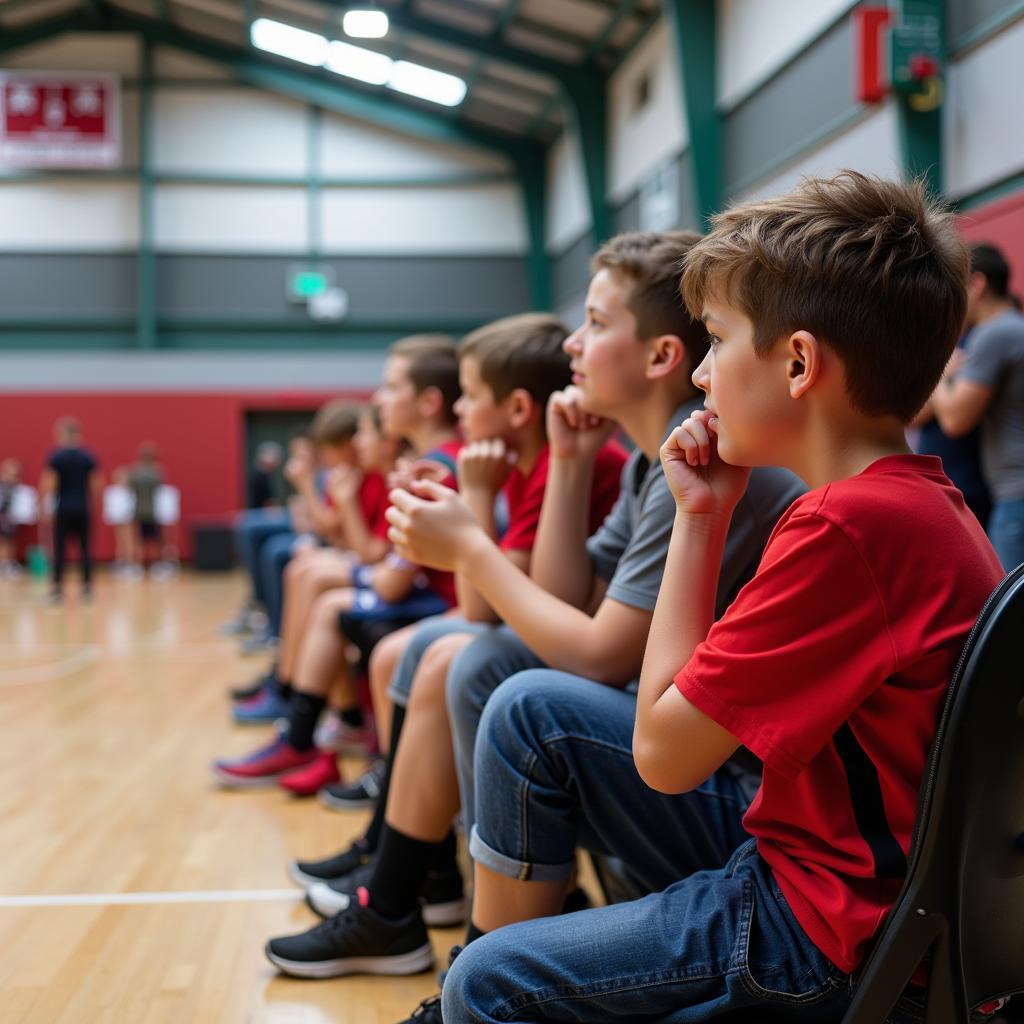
[[514, 147, 550, 309], [893, 0, 945, 195], [138, 38, 157, 349], [308, 105, 322, 259], [664, 0, 721, 228]]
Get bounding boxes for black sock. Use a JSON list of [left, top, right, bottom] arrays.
[[286, 692, 326, 751], [275, 678, 293, 700], [464, 921, 486, 946], [339, 705, 364, 728], [363, 705, 405, 850], [368, 823, 442, 921], [428, 829, 457, 873]]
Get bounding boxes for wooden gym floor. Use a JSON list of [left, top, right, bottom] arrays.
[[0, 570, 458, 1023]]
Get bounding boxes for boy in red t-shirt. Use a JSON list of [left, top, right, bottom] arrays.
[[415, 173, 1001, 1023]]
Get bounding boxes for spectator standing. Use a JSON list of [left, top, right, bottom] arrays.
[[40, 418, 100, 601], [128, 442, 164, 570], [929, 244, 1024, 569]]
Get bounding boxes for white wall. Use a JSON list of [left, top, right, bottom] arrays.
[[737, 101, 901, 201], [0, 182, 140, 249], [944, 16, 1024, 199], [321, 184, 525, 254], [717, 0, 859, 111], [152, 89, 310, 177], [546, 130, 590, 253], [608, 21, 687, 203], [154, 185, 308, 252], [319, 113, 509, 178]]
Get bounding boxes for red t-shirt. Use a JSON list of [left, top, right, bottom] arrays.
[[498, 441, 628, 554], [358, 471, 390, 540], [674, 455, 1002, 973]]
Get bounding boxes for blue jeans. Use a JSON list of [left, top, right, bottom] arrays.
[[258, 531, 297, 637], [449, 671, 932, 1024], [988, 498, 1024, 571], [386, 615, 492, 708], [445, 627, 545, 838], [234, 508, 291, 606]]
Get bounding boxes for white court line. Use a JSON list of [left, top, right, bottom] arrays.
[[0, 889, 301, 908]]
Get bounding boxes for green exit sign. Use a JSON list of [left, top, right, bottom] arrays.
[[286, 264, 335, 302]]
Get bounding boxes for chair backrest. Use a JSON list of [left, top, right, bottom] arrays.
[[844, 563, 1024, 1022]]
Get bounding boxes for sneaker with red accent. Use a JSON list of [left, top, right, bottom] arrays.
[[212, 737, 317, 788], [278, 751, 341, 796]]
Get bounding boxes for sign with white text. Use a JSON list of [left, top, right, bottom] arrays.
[[0, 72, 121, 168]]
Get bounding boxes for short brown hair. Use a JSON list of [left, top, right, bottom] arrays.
[[681, 171, 969, 422], [311, 399, 359, 446], [592, 231, 709, 370], [459, 313, 571, 406], [389, 334, 460, 425]]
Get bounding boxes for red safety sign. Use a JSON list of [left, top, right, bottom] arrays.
[[0, 72, 121, 168]]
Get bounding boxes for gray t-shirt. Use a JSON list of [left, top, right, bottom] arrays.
[[960, 309, 1024, 502], [586, 398, 806, 614]]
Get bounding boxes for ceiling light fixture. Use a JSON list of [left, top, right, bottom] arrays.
[[342, 9, 390, 39], [325, 39, 392, 85], [388, 60, 467, 107], [250, 18, 328, 66], [250, 17, 467, 108]]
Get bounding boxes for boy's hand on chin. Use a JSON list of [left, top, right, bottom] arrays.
[[546, 386, 616, 462], [661, 411, 750, 517], [386, 480, 481, 570], [458, 439, 516, 496]]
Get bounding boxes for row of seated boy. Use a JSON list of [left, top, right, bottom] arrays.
[[213, 171, 1015, 1023]]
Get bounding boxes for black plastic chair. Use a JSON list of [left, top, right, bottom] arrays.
[[841, 563, 1024, 1023]]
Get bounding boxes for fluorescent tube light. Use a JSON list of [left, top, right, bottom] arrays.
[[388, 60, 467, 107], [326, 39, 392, 85], [343, 9, 390, 39], [251, 18, 328, 66]]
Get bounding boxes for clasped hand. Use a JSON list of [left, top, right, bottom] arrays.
[[385, 479, 481, 571]]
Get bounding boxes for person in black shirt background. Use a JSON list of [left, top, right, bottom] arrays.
[[41, 417, 100, 601]]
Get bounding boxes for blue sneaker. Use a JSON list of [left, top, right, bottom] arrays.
[[232, 685, 292, 725]]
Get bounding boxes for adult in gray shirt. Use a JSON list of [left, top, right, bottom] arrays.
[[930, 243, 1024, 569]]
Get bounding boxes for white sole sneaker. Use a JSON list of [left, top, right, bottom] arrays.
[[264, 941, 434, 978]]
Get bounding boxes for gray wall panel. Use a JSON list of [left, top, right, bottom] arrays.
[[723, 16, 856, 193], [157, 254, 531, 320], [949, 0, 1021, 45], [0, 254, 137, 318]]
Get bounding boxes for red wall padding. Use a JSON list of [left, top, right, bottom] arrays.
[[0, 390, 366, 561]]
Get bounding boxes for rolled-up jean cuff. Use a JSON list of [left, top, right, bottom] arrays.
[[468, 825, 576, 883], [386, 682, 412, 708]]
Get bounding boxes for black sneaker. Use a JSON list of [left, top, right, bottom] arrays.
[[307, 861, 468, 927], [396, 994, 443, 1023], [265, 889, 433, 978], [230, 670, 276, 702], [320, 757, 386, 811], [287, 839, 374, 888]]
